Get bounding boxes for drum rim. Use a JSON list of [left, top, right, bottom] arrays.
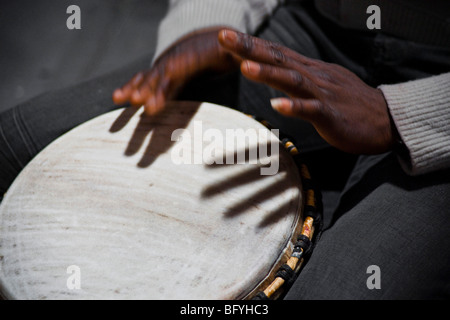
[[0, 102, 305, 300]]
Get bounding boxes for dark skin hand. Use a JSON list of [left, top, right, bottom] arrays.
[[112, 27, 241, 116], [113, 27, 397, 155], [218, 29, 397, 155]]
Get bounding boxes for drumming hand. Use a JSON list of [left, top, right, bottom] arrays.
[[112, 28, 241, 116], [218, 29, 397, 154]]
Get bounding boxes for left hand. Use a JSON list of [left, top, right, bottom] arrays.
[[218, 29, 397, 154], [112, 27, 241, 116]]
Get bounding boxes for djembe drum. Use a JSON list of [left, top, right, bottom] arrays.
[[0, 102, 319, 300]]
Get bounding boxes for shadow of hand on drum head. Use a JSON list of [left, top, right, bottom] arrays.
[[201, 145, 300, 228], [109, 102, 200, 168]]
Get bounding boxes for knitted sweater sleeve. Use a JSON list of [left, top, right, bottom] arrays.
[[152, 0, 283, 62], [379, 72, 450, 175]]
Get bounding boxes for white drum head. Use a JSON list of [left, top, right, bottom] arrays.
[[0, 102, 302, 299]]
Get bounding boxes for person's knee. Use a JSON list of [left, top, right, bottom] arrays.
[[285, 158, 450, 299]]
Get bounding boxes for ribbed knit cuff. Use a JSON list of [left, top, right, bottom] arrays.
[[379, 73, 450, 175], [153, 1, 248, 63], [152, 0, 281, 63]]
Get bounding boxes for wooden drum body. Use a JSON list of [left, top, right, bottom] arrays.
[[0, 102, 303, 299]]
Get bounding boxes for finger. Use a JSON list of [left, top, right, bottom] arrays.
[[131, 70, 159, 106], [143, 95, 158, 116], [241, 60, 319, 98], [270, 97, 322, 122], [219, 29, 313, 69], [112, 72, 145, 105], [143, 76, 176, 116]]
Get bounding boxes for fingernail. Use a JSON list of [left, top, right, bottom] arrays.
[[147, 96, 156, 108], [112, 89, 123, 102], [244, 61, 260, 75], [144, 95, 159, 114], [113, 88, 121, 96], [131, 90, 142, 103], [270, 98, 292, 113], [112, 89, 122, 104], [131, 72, 144, 86], [222, 29, 237, 45]]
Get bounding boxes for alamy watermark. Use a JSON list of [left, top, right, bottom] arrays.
[[366, 265, 381, 290], [170, 121, 280, 176], [66, 265, 81, 290], [65, 4, 380, 30], [66, 5, 81, 30], [366, 5, 381, 30]]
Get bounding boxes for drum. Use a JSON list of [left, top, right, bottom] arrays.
[[0, 102, 315, 300]]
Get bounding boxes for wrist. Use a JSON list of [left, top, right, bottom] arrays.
[[379, 89, 409, 161]]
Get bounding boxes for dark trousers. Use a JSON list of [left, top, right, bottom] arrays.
[[1, 2, 449, 299]]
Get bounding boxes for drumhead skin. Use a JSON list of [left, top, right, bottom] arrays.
[[0, 102, 302, 300]]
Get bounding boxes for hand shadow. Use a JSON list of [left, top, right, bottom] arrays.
[[109, 101, 201, 168], [201, 144, 302, 229], [109, 103, 302, 229]]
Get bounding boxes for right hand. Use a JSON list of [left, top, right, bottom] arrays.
[[112, 27, 241, 115]]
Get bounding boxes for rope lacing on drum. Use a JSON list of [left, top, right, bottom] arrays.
[[248, 116, 323, 301]]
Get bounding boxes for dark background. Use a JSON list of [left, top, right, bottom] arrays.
[[0, 0, 168, 113]]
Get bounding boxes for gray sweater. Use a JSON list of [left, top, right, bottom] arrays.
[[154, 0, 450, 176]]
